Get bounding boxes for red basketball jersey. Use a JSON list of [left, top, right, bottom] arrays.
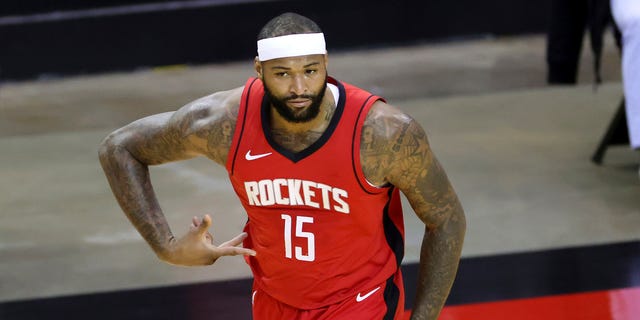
[[225, 77, 405, 309]]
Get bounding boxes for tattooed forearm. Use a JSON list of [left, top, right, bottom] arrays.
[[99, 134, 175, 258], [411, 211, 465, 320], [409, 157, 465, 320]]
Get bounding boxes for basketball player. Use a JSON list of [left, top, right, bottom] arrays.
[[99, 12, 466, 320]]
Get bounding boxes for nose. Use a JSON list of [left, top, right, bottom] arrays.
[[289, 74, 307, 96]]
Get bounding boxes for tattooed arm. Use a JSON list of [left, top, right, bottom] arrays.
[[98, 87, 256, 266], [361, 101, 466, 320]]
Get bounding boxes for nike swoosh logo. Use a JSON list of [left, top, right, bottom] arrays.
[[356, 286, 381, 302], [245, 150, 272, 161]]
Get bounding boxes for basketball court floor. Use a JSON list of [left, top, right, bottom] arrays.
[[1, 34, 639, 319]]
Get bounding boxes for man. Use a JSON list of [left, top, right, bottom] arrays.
[[99, 12, 465, 320]]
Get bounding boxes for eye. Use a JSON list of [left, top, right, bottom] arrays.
[[305, 69, 317, 75], [275, 72, 289, 77]]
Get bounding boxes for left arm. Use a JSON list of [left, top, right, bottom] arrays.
[[361, 101, 466, 320]]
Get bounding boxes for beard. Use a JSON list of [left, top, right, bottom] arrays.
[[264, 76, 328, 123]]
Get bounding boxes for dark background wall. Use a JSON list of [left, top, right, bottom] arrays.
[[0, 0, 552, 81]]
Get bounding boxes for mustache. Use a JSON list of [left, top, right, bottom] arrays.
[[284, 94, 315, 100]]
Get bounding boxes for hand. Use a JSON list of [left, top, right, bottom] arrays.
[[161, 214, 256, 266]]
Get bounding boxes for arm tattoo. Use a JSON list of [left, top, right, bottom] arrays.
[[198, 104, 238, 165], [99, 139, 174, 255], [360, 104, 466, 320], [98, 89, 242, 258], [361, 112, 430, 190]]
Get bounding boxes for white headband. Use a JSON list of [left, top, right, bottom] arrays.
[[257, 33, 326, 61]]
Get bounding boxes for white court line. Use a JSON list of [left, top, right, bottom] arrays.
[[0, 241, 36, 250], [84, 230, 142, 245]]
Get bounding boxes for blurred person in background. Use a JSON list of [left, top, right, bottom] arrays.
[[611, 0, 640, 170], [546, 0, 618, 84]]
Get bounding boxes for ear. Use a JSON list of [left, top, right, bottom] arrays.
[[254, 57, 263, 79]]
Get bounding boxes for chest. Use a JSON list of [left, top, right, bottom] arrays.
[[269, 129, 324, 153]]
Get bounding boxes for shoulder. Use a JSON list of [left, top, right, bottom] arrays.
[[360, 101, 431, 187], [362, 100, 427, 151], [363, 100, 415, 131], [174, 86, 243, 127], [171, 86, 244, 164]]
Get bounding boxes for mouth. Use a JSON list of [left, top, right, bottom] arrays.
[[286, 99, 311, 108]]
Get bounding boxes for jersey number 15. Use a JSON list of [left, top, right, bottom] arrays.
[[281, 214, 315, 262]]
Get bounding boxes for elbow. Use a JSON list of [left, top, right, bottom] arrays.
[[98, 130, 130, 169], [426, 205, 466, 238], [98, 133, 118, 167], [451, 206, 466, 245], [457, 208, 467, 238], [449, 204, 466, 236], [98, 136, 111, 162]]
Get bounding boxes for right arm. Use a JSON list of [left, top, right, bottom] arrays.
[[98, 87, 255, 266]]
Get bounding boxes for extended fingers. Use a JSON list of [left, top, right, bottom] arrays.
[[217, 246, 256, 257], [188, 220, 254, 257], [217, 233, 255, 256], [220, 232, 248, 247]]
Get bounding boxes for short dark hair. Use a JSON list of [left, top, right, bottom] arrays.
[[257, 12, 322, 40]]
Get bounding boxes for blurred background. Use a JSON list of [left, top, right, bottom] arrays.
[[1, 1, 639, 319], [1, 0, 552, 81]]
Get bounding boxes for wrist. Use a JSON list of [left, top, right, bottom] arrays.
[[154, 236, 178, 263]]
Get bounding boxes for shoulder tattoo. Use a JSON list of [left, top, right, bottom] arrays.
[[360, 109, 429, 188]]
